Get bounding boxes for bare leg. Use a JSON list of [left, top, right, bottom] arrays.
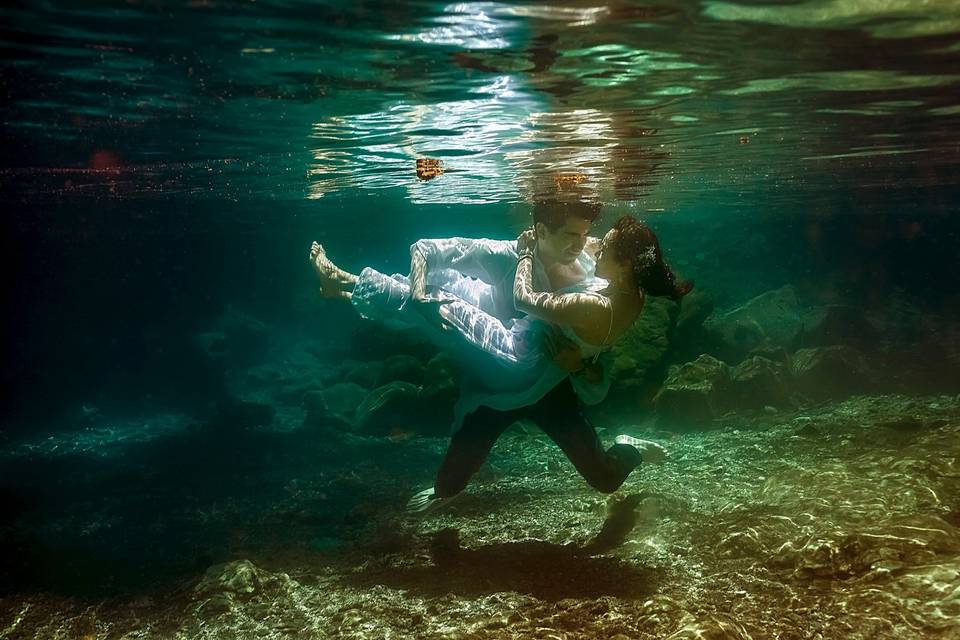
[[309, 241, 359, 300]]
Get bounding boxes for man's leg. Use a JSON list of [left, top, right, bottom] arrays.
[[531, 380, 645, 494], [433, 405, 525, 498], [408, 404, 523, 513]]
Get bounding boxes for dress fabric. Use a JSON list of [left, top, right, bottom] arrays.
[[349, 237, 613, 430]]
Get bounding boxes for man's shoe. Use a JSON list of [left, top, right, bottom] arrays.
[[614, 435, 667, 464]]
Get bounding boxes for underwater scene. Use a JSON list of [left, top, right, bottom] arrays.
[[2, 0, 960, 638]]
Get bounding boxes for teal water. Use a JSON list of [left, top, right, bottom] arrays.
[[1, 1, 960, 633], [4, 0, 957, 419]]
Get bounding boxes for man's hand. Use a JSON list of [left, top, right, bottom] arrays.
[[516, 228, 537, 254], [542, 326, 583, 373], [410, 294, 453, 332]]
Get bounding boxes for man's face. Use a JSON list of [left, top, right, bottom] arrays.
[[536, 217, 591, 265]]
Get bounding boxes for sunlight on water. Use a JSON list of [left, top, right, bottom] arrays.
[[704, 0, 960, 39], [2, 0, 957, 204]]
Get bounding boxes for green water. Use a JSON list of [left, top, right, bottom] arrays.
[[1, 1, 959, 638]]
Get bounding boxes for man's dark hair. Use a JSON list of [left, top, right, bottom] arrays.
[[532, 200, 601, 232]]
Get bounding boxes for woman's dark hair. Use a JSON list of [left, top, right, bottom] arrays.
[[608, 215, 693, 300]]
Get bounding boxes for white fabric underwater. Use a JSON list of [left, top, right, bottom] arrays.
[[350, 238, 613, 430]]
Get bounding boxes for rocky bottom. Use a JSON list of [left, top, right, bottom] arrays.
[[2, 393, 959, 639]]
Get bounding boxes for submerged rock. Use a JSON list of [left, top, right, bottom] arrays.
[[676, 289, 714, 338], [320, 382, 368, 421], [220, 309, 270, 364], [792, 345, 875, 400], [704, 285, 803, 363], [194, 559, 264, 597], [417, 353, 459, 436], [800, 304, 879, 349], [217, 398, 274, 429], [377, 354, 426, 387], [354, 381, 421, 436], [422, 352, 459, 393], [611, 297, 676, 379], [342, 360, 384, 389], [729, 355, 792, 409], [665, 613, 754, 640], [654, 354, 731, 427], [192, 559, 295, 619], [195, 331, 231, 366]]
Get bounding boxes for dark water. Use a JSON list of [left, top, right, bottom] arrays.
[[1, 0, 959, 633]]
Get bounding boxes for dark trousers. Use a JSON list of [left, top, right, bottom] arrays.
[[434, 379, 642, 497]]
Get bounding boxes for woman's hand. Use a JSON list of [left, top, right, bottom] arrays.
[[516, 228, 537, 255]]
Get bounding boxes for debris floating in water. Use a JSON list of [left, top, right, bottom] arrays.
[[416, 158, 444, 181], [554, 173, 586, 189]]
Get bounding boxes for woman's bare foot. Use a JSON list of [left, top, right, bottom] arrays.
[[309, 241, 358, 299]]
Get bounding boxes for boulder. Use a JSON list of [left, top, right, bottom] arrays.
[[675, 289, 714, 338], [729, 356, 792, 409], [610, 297, 676, 388], [349, 325, 437, 362], [377, 354, 425, 386], [704, 285, 803, 363], [422, 352, 459, 394], [217, 397, 274, 429], [791, 346, 875, 400], [800, 305, 879, 349], [342, 360, 384, 389], [319, 382, 369, 421], [302, 390, 328, 425], [275, 381, 324, 406], [654, 354, 731, 426], [416, 353, 459, 435], [196, 331, 231, 366], [242, 362, 324, 406], [195, 559, 264, 598], [193, 309, 269, 373], [301, 391, 352, 430], [193, 559, 294, 618], [220, 309, 269, 363], [354, 381, 421, 436]]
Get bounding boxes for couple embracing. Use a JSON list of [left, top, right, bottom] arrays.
[[309, 201, 691, 513]]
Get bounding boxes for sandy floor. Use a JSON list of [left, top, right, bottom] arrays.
[[2, 393, 959, 639]]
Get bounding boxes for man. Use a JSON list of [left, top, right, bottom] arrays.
[[406, 201, 665, 513]]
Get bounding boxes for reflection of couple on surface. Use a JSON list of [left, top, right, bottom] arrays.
[[309, 202, 692, 514]]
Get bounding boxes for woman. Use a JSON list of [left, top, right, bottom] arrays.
[[309, 215, 691, 427]]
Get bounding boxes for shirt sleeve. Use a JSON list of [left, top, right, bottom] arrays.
[[411, 237, 516, 286], [513, 253, 607, 328]]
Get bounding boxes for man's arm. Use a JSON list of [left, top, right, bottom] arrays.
[[514, 233, 605, 329]]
